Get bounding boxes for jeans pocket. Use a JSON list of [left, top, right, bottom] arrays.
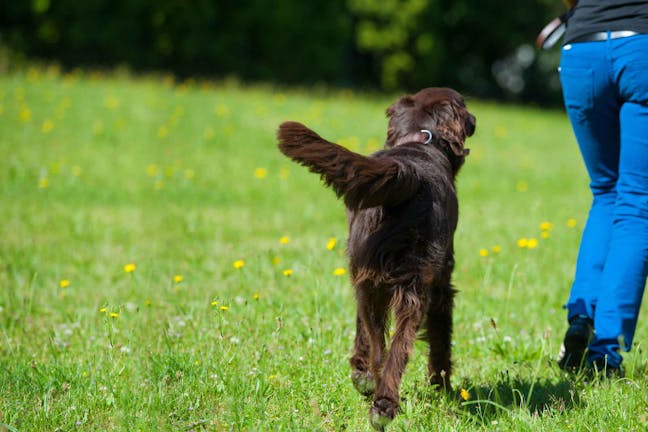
[[560, 67, 594, 119], [620, 61, 648, 105]]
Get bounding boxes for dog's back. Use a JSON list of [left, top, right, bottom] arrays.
[[346, 143, 458, 288]]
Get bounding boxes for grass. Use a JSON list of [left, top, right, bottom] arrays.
[[1, 66, 647, 431]]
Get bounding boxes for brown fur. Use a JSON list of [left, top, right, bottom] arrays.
[[277, 87, 475, 430]]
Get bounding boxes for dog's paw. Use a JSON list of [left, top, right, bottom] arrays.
[[351, 369, 375, 396], [369, 397, 398, 431]]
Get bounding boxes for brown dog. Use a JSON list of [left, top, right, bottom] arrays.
[[277, 88, 475, 430]]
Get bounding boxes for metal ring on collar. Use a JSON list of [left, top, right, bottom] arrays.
[[420, 129, 433, 144]]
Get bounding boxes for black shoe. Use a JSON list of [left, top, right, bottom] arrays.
[[557, 315, 593, 372]]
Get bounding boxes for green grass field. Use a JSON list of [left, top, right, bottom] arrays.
[[1, 67, 647, 431]]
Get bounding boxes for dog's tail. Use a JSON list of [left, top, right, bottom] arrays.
[[277, 121, 419, 209]]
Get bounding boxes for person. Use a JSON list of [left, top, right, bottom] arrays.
[[556, 0, 648, 376]]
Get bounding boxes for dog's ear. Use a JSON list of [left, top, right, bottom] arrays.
[[385, 96, 415, 147], [464, 111, 476, 137], [386, 96, 415, 119], [443, 109, 475, 157]]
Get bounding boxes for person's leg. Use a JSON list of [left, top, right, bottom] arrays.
[[559, 41, 620, 323], [588, 35, 648, 368]]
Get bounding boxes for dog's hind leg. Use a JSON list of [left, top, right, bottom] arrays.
[[370, 289, 424, 430], [352, 284, 389, 398], [424, 289, 455, 391], [350, 315, 375, 396]]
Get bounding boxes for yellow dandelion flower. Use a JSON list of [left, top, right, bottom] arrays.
[[333, 267, 346, 276], [517, 238, 529, 248], [460, 388, 470, 401], [59, 279, 70, 288], [527, 238, 539, 249], [211, 300, 219, 306], [539, 221, 554, 231], [157, 125, 169, 139], [109, 312, 119, 318], [146, 164, 158, 177], [283, 269, 293, 277], [50, 162, 61, 175], [326, 237, 337, 251], [272, 256, 281, 265], [38, 177, 49, 189], [19, 106, 31, 122], [220, 305, 229, 311], [479, 248, 489, 257], [254, 168, 268, 179], [516, 181, 528, 193], [541, 231, 550, 239], [279, 236, 290, 244], [104, 95, 119, 110], [124, 263, 136, 273], [492, 245, 502, 254], [253, 293, 260, 300], [173, 274, 183, 283], [567, 218, 577, 228], [214, 104, 230, 117], [145, 299, 152, 306], [42, 119, 55, 133], [99, 307, 107, 313], [233, 259, 245, 269], [164, 166, 175, 178], [114, 118, 126, 131]]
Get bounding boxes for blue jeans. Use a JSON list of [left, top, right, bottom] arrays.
[[560, 33, 648, 368]]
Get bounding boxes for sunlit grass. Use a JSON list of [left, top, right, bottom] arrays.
[[0, 67, 647, 431]]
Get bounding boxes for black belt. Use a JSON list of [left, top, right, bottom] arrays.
[[571, 30, 640, 43]]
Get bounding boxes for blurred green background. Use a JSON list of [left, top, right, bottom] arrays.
[[1, 0, 565, 104]]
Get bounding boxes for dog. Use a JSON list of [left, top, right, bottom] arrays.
[[277, 87, 475, 430]]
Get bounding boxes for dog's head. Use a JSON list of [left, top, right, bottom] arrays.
[[385, 87, 476, 172]]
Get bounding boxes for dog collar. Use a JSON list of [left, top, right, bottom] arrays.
[[394, 130, 434, 147], [393, 129, 470, 156]]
